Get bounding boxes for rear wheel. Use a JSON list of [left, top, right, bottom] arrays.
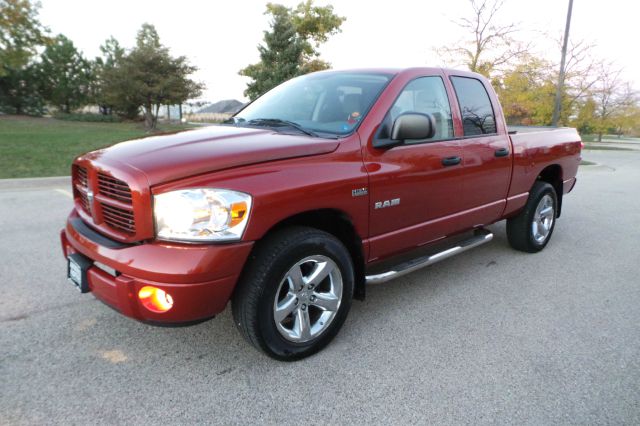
[[232, 226, 354, 361], [507, 181, 558, 253]]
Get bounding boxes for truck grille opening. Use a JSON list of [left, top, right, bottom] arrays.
[[101, 202, 136, 234], [73, 165, 138, 237], [98, 173, 133, 204], [77, 166, 88, 187], [74, 166, 91, 211]]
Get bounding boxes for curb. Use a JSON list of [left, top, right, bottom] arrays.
[[0, 175, 71, 190]]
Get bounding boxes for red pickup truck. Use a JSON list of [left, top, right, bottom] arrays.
[[61, 68, 581, 360]]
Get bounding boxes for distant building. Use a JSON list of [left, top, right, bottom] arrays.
[[197, 99, 245, 114]]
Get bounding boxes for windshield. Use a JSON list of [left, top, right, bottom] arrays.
[[234, 72, 393, 136]]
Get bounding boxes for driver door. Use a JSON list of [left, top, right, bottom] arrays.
[[363, 75, 466, 260]]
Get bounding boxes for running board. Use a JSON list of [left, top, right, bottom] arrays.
[[365, 229, 493, 284]]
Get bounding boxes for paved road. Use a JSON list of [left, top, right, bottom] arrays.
[[1, 151, 639, 425]]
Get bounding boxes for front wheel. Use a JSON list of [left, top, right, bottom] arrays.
[[507, 181, 558, 253], [232, 226, 354, 361]]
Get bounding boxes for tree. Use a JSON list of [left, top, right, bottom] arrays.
[[436, 0, 529, 78], [101, 23, 203, 129], [0, 0, 49, 114], [0, 0, 49, 77], [240, 0, 345, 100], [590, 63, 635, 141], [0, 63, 43, 114], [38, 34, 93, 113], [572, 97, 597, 135], [494, 56, 558, 125], [239, 10, 305, 101], [549, 38, 599, 126], [91, 36, 125, 115]]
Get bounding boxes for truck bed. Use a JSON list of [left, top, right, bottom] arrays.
[[508, 126, 581, 148]]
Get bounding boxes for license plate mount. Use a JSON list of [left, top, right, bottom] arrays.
[[67, 253, 92, 293]]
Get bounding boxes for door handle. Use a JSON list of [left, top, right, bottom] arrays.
[[441, 156, 462, 166], [494, 147, 510, 157]]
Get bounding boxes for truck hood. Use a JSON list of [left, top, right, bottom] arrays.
[[84, 125, 339, 186]]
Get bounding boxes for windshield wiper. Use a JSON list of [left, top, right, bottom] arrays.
[[245, 118, 319, 137]]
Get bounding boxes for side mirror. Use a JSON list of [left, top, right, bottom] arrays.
[[391, 112, 436, 142]]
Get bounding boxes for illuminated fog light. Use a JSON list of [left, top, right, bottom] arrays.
[[138, 286, 174, 313]]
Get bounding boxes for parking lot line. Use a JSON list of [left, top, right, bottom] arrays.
[[54, 188, 72, 198]]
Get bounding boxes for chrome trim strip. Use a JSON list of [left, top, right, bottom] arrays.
[[365, 229, 493, 284], [94, 261, 119, 277]]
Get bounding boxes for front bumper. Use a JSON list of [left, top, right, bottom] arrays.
[[60, 210, 254, 325]]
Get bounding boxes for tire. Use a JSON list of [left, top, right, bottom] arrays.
[[507, 181, 558, 253], [232, 226, 354, 361]]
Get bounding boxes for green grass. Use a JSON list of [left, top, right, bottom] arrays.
[[0, 115, 196, 178], [581, 134, 640, 142], [582, 145, 634, 151]]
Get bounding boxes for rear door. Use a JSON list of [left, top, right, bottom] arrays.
[[448, 75, 512, 228]]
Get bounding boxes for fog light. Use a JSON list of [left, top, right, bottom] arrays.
[[138, 286, 174, 313]]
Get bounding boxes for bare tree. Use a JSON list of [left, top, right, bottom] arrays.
[[436, 0, 530, 77], [591, 62, 635, 141], [559, 39, 599, 113]]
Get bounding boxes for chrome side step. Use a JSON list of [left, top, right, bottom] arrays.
[[365, 229, 493, 284]]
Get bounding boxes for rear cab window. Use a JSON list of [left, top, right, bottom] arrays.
[[450, 76, 497, 136]]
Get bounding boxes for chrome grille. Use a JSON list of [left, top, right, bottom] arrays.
[[73, 165, 137, 237], [98, 173, 132, 204], [77, 166, 88, 187], [78, 190, 90, 211], [74, 166, 90, 213], [101, 202, 136, 233]]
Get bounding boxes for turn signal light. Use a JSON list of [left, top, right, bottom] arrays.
[[229, 201, 248, 227], [138, 286, 174, 313]]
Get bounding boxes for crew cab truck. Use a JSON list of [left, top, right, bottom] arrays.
[[61, 68, 581, 360]]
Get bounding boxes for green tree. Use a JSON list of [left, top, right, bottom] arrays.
[[0, 63, 43, 114], [38, 34, 93, 112], [0, 0, 49, 76], [102, 23, 203, 129], [240, 10, 304, 101], [91, 36, 125, 115], [240, 0, 345, 100], [0, 0, 49, 114]]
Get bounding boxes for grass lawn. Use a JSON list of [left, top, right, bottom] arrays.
[[582, 145, 634, 151], [581, 134, 640, 142], [0, 115, 195, 178]]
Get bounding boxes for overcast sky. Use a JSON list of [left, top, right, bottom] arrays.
[[38, 0, 634, 102]]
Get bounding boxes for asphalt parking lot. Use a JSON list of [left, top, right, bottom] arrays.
[[1, 150, 639, 425]]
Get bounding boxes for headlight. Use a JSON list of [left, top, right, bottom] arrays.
[[154, 189, 252, 242]]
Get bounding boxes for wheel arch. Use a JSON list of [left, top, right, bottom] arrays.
[[536, 164, 563, 217], [254, 208, 366, 301]]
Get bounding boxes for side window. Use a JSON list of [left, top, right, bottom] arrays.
[[389, 76, 454, 142], [450, 76, 497, 136]]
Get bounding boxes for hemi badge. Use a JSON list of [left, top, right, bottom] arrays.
[[352, 188, 368, 197]]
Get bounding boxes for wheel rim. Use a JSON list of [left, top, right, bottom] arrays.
[[532, 194, 555, 244], [273, 255, 343, 343]]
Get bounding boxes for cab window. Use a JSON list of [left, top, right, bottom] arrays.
[[450, 76, 497, 136], [389, 76, 454, 142]]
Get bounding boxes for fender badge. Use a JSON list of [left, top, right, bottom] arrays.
[[374, 198, 400, 209], [352, 188, 368, 197]]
